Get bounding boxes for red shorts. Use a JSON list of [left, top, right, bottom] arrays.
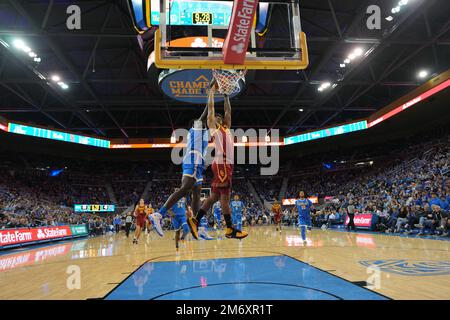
[[136, 214, 146, 228], [211, 162, 233, 195], [274, 214, 282, 223]]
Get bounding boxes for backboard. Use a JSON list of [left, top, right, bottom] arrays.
[[152, 0, 309, 70]]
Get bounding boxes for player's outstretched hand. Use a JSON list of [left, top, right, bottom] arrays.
[[210, 78, 218, 91]]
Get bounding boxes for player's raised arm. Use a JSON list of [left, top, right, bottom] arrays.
[[207, 85, 216, 129], [224, 94, 231, 128]]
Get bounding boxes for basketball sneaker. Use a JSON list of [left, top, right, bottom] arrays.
[[187, 217, 199, 240], [149, 213, 164, 237], [225, 227, 248, 239]]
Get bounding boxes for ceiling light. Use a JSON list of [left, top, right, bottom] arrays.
[[418, 70, 428, 78], [399, 0, 408, 5], [13, 39, 25, 49], [318, 87, 324, 92], [61, 83, 69, 90], [348, 53, 356, 60], [23, 46, 31, 53], [51, 75, 60, 82], [28, 52, 36, 58], [340, 63, 346, 68], [57, 81, 64, 86], [392, 6, 400, 13], [299, 108, 304, 112], [322, 82, 331, 89], [34, 57, 41, 63], [385, 16, 394, 21], [354, 48, 363, 56], [344, 59, 350, 64]]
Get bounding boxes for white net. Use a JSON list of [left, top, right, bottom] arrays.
[[212, 69, 247, 96]]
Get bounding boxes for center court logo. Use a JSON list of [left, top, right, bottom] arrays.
[[360, 259, 450, 276]]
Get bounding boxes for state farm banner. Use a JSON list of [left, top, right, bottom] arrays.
[[0, 226, 72, 247], [345, 214, 375, 229], [222, 0, 259, 64]]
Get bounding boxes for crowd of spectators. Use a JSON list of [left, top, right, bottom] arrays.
[[1, 126, 448, 238]]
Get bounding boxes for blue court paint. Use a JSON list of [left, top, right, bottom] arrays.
[[105, 255, 387, 300]]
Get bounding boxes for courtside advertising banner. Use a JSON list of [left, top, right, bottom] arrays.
[[345, 214, 374, 229], [0, 225, 88, 248]]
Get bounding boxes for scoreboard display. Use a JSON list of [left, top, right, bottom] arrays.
[[74, 204, 115, 213], [150, 0, 233, 26]]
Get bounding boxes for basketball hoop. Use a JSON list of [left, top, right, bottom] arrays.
[[212, 69, 247, 96]]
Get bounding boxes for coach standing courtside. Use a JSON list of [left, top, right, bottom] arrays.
[[347, 200, 356, 231], [125, 212, 133, 238]]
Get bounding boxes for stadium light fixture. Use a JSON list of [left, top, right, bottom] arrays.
[[13, 39, 26, 50], [354, 48, 363, 57], [318, 82, 332, 92], [418, 70, 428, 78]]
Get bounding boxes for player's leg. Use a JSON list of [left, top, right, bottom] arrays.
[[298, 215, 307, 241], [188, 192, 219, 240], [175, 229, 180, 250], [191, 183, 202, 215], [236, 214, 242, 231], [222, 193, 248, 239], [134, 222, 142, 244], [151, 175, 196, 237]]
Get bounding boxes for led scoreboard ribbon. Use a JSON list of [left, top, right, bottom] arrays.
[[8, 122, 110, 148], [74, 204, 115, 213]]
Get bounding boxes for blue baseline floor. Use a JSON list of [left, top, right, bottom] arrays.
[[104, 255, 388, 300]]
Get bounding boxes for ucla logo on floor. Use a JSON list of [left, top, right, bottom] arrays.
[[360, 259, 450, 276]]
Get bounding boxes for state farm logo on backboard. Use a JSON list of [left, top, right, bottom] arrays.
[[223, 0, 259, 64]]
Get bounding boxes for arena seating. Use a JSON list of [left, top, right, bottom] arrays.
[[1, 127, 448, 237]]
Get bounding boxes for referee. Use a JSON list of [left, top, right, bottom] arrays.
[[125, 213, 133, 238], [346, 200, 356, 231]]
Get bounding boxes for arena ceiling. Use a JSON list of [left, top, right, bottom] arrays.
[[0, 0, 449, 139]]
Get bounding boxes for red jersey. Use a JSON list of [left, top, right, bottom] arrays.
[[211, 125, 234, 165], [136, 205, 146, 216]]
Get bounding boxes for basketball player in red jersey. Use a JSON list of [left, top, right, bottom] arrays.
[[187, 82, 248, 240], [133, 199, 147, 244], [272, 199, 282, 233]]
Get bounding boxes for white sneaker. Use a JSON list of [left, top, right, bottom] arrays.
[[150, 213, 164, 237]]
